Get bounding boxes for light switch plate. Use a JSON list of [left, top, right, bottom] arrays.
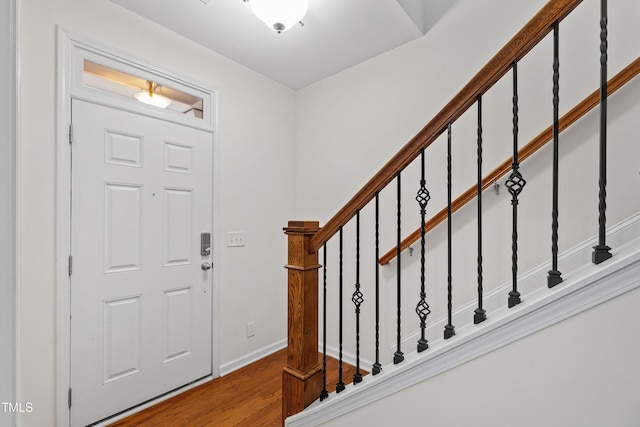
[[227, 231, 245, 247]]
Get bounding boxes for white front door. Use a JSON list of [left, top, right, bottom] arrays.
[[69, 99, 213, 426]]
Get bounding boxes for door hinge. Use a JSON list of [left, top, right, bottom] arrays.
[[69, 124, 73, 144], [68, 255, 73, 276], [68, 388, 72, 409]]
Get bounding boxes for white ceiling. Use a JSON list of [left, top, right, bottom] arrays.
[[111, 0, 455, 89]]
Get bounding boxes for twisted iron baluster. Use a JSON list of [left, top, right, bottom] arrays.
[[394, 172, 404, 364], [336, 227, 345, 392], [507, 62, 525, 308], [548, 21, 563, 288], [593, 0, 613, 264], [320, 244, 329, 400], [444, 124, 456, 339], [474, 95, 487, 324], [352, 211, 363, 384], [372, 193, 382, 375], [415, 150, 431, 352]]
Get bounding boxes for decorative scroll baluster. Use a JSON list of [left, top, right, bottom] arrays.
[[593, 0, 613, 265], [507, 62, 525, 308], [415, 150, 431, 352], [394, 172, 405, 364], [336, 227, 345, 392], [320, 244, 329, 401], [444, 124, 456, 339], [372, 193, 382, 375], [548, 21, 563, 288], [352, 211, 364, 384], [474, 95, 487, 324]]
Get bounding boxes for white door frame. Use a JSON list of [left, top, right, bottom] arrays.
[[55, 28, 221, 426], [1, 0, 18, 426]]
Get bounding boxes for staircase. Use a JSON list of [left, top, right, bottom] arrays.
[[282, 0, 640, 425], [287, 214, 640, 426]]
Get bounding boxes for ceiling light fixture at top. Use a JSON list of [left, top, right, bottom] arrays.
[[134, 81, 171, 109], [246, 0, 308, 33]]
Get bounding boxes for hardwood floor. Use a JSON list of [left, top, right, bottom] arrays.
[[108, 349, 363, 426]]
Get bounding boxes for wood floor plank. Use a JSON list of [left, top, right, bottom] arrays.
[[108, 349, 365, 426]]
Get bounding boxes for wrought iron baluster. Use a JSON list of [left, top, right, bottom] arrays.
[[474, 95, 487, 324], [444, 124, 456, 339], [507, 61, 525, 308], [415, 150, 431, 352], [336, 227, 345, 392], [394, 172, 404, 364], [372, 193, 382, 375], [548, 21, 563, 288], [352, 211, 363, 384], [593, 0, 613, 265], [320, 244, 329, 401]]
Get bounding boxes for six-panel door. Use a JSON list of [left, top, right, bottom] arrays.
[[70, 100, 213, 426]]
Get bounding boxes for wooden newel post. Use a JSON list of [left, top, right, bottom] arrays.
[[282, 221, 323, 421]]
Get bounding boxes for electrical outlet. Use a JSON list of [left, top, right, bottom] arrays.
[[247, 321, 256, 338], [227, 231, 245, 247]]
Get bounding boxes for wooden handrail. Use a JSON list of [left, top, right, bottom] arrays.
[[309, 0, 584, 253], [379, 57, 640, 265]]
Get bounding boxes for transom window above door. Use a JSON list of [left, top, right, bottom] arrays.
[[66, 35, 215, 129], [83, 60, 204, 118]]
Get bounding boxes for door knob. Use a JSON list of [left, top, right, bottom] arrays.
[[201, 262, 212, 271]]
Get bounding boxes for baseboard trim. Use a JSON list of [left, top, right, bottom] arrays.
[[219, 339, 287, 376]]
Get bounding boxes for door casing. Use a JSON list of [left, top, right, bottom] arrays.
[[1, 1, 18, 426], [55, 28, 221, 427]]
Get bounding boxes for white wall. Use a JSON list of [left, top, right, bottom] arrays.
[[320, 285, 640, 427], [15, 0, 640, 424], [295, 0, 640, 367], [18, 0, 296, 425], [1, 0, 17, 425]]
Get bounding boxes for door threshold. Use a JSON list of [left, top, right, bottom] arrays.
[[89, 375, 214, 427]]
